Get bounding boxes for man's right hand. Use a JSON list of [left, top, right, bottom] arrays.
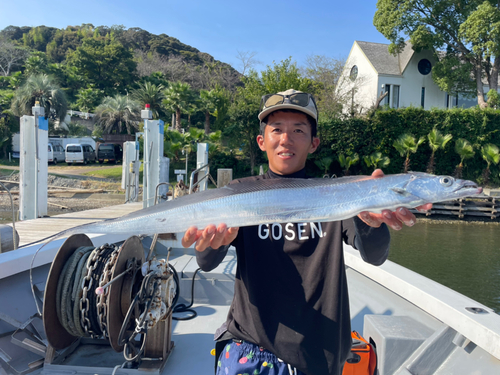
[[181, 224, 239, 252]]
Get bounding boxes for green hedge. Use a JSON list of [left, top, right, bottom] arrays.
[[310, 107, 500, 185]]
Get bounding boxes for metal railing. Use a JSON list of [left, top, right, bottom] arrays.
[[154, 182, 174, 205], [188, 164, 217, 194]]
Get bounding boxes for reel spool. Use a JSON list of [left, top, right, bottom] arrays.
[[43, 234, 174, 370]]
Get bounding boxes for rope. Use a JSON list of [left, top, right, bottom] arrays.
[[71, 250, 92, 337], [56, 245, 117, 338], [52, 242, 183, 365], [56, 246, 94, 336]]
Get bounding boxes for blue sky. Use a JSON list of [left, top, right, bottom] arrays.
[[0, 0, 390, 72]]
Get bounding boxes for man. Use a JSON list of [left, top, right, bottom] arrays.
[[182, 89, 431, 375]]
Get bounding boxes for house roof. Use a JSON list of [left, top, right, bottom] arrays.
[[356, 41, 414, 75]]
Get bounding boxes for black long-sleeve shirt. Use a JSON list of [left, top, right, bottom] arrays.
[[196, 169, 390, 375]]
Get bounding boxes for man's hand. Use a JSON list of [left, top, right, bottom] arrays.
[[357, 169, 433, 230], [181, 224, 239, 252]]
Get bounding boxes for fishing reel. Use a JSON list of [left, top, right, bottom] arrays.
[[43, 234, 175, 371]]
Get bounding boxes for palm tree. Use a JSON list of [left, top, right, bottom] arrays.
[[315, 156, 334, 176], [185, 103, 198, 128], [94, 95, 140, 134], [454, 139, 475, 178], [363, 152, 390, 171], [199, 89, 218, 134], [393, 134, 425, 173], [338, 153, 359, 176], [164, 129, 185, 161], [131, 82, 165, 119], [11, 74, 67, 121], [427, 128, 452, 174], [480, 143, 500, 185], [163, 82, 193, 131]]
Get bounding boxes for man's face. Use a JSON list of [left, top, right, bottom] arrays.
[[256, 111, 320, 175]]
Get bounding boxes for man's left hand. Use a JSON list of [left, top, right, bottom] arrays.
[[357, 169, 432, 230]]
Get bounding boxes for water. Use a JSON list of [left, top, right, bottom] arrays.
[[389, 221, 500, 313]]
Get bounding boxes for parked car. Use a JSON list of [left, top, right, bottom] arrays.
[[48, 143, 65, 165], [65, 143, 96, 165], [97, 143, 123, 164]]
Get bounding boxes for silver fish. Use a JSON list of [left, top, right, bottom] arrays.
[[63, 172, 481, 237]]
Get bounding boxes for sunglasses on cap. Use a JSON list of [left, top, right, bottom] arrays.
[[260, 93, 317, 112]]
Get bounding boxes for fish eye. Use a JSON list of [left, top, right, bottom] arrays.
[[440, 176, 454, 187]]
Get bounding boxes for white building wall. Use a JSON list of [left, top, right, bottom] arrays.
[[400, 50, 446, 109], [340, 42, 379, 114], [376, 75, 403, 108]]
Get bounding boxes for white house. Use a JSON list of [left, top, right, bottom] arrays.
[[339, 41, 478, 114]]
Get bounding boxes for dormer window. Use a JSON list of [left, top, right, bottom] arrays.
[[418, 59, 432, 75]]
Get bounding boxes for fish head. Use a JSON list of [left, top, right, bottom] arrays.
[[390, 172, 482, 205]]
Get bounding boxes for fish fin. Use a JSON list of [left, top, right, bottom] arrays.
[[391, 187, 413, 197]]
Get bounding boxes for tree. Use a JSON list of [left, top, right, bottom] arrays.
[[0, 39, 29, 76], [11, 74, 68, 121], [374, 0, 500, 108], [163, 81, 193, 131], [199, 89, 218, 134], [164, 129, 185, 161], [427, 128, 453, 174], [227, 80, 263, 175], [393, 134, 425, 173], [480, 143, 500, 185], [67, 38, 137, 95], [131, 82, 165, 119], [66, 122, 88, 137], [338, 153, 359, 176], [260, 57, 315, 94], [76, 87, 103, 113], [235, 51, 262, 76], [23, 51, 50, 76], [94, 95, 140, 134], [454, 138, 475, 178], [363, 152, 390, 171], [301, 55, 347, 119], [486, 89, 500, 109]]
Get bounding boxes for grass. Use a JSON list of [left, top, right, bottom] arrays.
[[0, 168, 18, 177], [0, 159, 19, 167], [82, 164, 144, 181]]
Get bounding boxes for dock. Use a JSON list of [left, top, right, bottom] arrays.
[[11, 202, 143, 247], [410, 196, 499, 220]]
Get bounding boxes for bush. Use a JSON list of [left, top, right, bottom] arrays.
[[209, 149, 251, 179], [311, 107, 500, 185]]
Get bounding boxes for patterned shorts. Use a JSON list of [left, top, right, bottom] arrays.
[[216, 340, 305, 375]]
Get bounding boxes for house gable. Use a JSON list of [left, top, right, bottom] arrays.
[[356, 41, 403, 76]]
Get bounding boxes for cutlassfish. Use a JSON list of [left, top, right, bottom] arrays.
[[57, 172, 481, 237]]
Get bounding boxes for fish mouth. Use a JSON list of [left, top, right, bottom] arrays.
[[454, 181, 482, 194]]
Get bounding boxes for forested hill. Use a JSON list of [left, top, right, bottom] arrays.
[[0, 24, 240, 94], [1, 24, 215, 65]]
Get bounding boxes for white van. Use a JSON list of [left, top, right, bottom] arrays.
[[65, 143, 96, 165], [48, 143, 65, 165]]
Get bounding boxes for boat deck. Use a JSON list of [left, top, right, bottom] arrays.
[[1, 202, 500, 375]]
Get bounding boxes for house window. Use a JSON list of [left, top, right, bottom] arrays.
[[383, 84, 400, 108], [392, 85, 400, 108], [418, 59, 432, 75], [421, 87, 426, 108], [350, 65, 358, 81], [446, 93, 458, 108]]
